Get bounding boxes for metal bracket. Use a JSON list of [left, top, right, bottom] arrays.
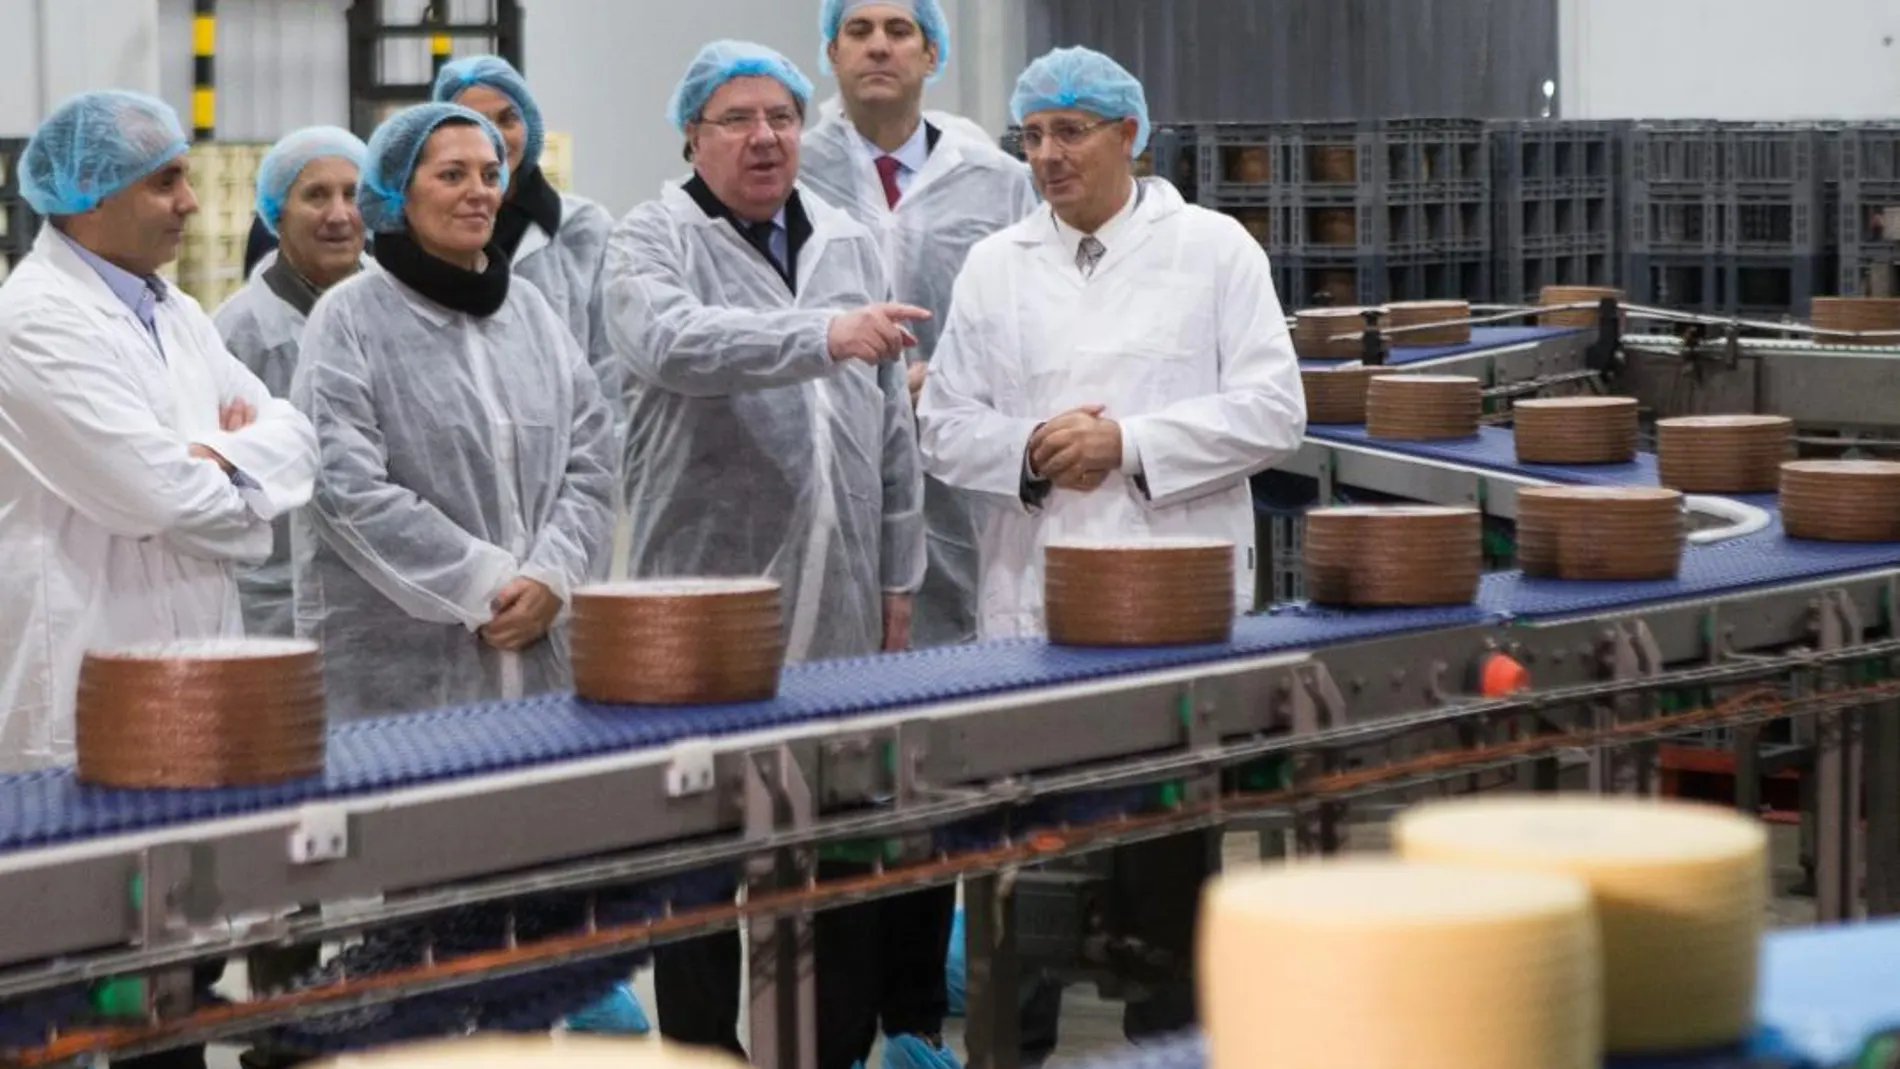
[[664, 739, 717, 799], [1809, 588, 1868, 923], [288, 803, 349, 865], [744, 745, 817, 1069], [1290, 662, 1347, 856], [1589, 620, 1663, 795]]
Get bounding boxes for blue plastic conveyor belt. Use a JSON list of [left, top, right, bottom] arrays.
[[0, 605, 1491, 854], [1061, 919, 1900, 1069], [1307, 426, 1900, 617], [1297, 324, 1584, 371]]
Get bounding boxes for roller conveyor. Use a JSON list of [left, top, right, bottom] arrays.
[[1063, 919, 1900, 1069]]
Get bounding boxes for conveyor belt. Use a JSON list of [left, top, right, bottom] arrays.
[[0, 605, 1490, 854], [1297, 324, 1585, 371], [1309, 426, 1900, 617], [1064, 919, 1900, 1069]]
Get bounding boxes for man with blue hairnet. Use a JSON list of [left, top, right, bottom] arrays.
[[601, 39, 932, 1069], [803, 5, 1038, 1068], [213, 125, 368, 638], [0, 91, 318, 776], [918, 47, 1307, 1044]]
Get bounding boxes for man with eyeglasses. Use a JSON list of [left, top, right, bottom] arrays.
[[916, 46, 1307, 1043], [600, 39, 931, 1068]]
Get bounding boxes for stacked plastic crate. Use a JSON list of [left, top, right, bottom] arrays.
[[540, 131, 573, 193], [176, 142, 266, 312], [1835, 123, 1900, 297], [1489, 120, 1623, 302], [1193, 120, 1490, 309], [0, 138, 39, 285], [1626, 122, 1827, 317]]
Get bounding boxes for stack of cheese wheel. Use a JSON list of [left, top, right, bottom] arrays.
[[1304, 506, 1482, 606], [570, 579, 785, 704], [1224, 146, 1271, 183], [1539, 285, 1624, 329], [1301, 365, 1385, 424], [1656, 415, 1793, 493], [1309, 144, 1356, 183], [1811, 296, 1900, 347], [316, 1036, 748, 1069], [1044, 538, 1234, 646], [1779, 460, 1900, 541], [1513, 396, 1640, 464], [1309, 207, 1357, 246], [1515, 486, 1684, 581], [1366, 374, 1483, 440], [1385, 299, 1472, 346], [1293, 306, 1383, 360], [1394, 797, 1768, 1056], [1199, 858, 1601, 1069], [76, 638, 326, 789]]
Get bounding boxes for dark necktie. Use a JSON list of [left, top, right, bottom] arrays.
[[875, 156, 903, 209], [746, 220, 782, 272]]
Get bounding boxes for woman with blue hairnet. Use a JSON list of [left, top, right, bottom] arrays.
[[0, 90, 318, 776], [432, 55, 619, 416], [918, 46, 1307, 1046], [289, 103, 615, 726], [600, 39, 932, 1069], [212, 126, 368, 637]]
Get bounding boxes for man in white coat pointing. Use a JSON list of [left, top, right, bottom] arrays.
[[0, 91, 318, 774], [914, 46, 1305, 1041]]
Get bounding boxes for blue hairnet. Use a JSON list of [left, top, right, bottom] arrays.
[[1009, 47, 1152, 158], [20, 90, 189, 215], [357, 103, 509, 234], [818, 0, 950, 84], [254, 126, 368, 236], [667, 40, 815, 134], [431, 54, 545, 172]]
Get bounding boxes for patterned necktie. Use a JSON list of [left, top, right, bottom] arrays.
[[1076, 235, 1106, 278], [875, 155, 903, 209]]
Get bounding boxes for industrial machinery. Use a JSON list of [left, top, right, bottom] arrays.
[[4, 303, 1900, 1069]]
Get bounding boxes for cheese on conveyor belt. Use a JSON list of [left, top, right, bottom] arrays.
[[314, 1035, 747, 1068], [1393, 796, 1768, 1055], [1199, 858, 1601, 1069]]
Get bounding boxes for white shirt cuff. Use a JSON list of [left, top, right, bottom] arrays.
[[1119, 421, 1143, 476]]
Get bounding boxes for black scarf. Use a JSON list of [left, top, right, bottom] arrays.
[[261, 254, 326, 318], [492, 164, 564, 261], [371, 230, 511, 317]]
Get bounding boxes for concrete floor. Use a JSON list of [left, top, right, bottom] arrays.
[[204, 820, 1812, 1068]]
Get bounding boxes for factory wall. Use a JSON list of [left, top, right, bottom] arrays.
[[1025, 0, 1564, 123], [1556, 0, 1900, 119], [0, 0, 163, 137]]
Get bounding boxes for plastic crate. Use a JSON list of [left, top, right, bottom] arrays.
[[1495, 248, 1620, 304], [1628, 122, 1725, 185], [0, 138, 24, 199], [0, 199, 38, 260], [1627, 252, 1826, 318]]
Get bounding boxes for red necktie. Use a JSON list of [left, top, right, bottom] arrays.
[[875, 155, 903, 208]]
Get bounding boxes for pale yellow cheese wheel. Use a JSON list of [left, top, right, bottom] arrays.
[[1200, 858, 1601, 1069], [314, 1035, 746, 1069], [1394, 796, 1768, 1054]]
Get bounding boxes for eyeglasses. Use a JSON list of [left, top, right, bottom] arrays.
[[698, 110, 802, 136], [1020, 118, 1120, 154]]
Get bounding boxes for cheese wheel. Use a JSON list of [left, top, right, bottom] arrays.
[[315, 1035, 748, 1069], [1393, 796, 1768, 1054], [1200, 859, 1601, 1069]]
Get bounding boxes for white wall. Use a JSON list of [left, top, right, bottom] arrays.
[[156, 0, 353, 141], [1558, 0, 1900, 119], [0, 0, 162, 137]]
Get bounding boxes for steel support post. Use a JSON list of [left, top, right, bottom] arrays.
[[745, 746, 817, 1069], [963, 871, 1021, 1069]]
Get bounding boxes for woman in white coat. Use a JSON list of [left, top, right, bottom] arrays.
[[432, 55, 618, 413], [0, 91, 318, 772], [290, 103, 615, 721]]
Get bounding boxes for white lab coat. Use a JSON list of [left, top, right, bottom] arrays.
[[0, 224, 318, 771], [801, 109, 1040, 649], [916, 178, 1307, 640]]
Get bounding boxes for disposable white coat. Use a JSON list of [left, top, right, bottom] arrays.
[[601, 182, 926, 663], [801, 110, 1039, 649], [0, 225, 318, 771], [290, 264, 617, 720], [513, 193, 619, 416], [213, 275, 318, 636], [916, 178, 1307, 640]]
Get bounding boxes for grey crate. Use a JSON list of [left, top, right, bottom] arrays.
[[1839, 124, 1900, 185], [0, 139, 23, 199], [1835, 178, 1900, 294], [0, 199, 39, 258], [1268, 514, 1305, 604], [1496, 248, 1619, 304], [1627, 253, 1826, 318], [1629, 122, 1724, 184], [1628, 190, 1725, 254], [1276, 250, 1487, 308]]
